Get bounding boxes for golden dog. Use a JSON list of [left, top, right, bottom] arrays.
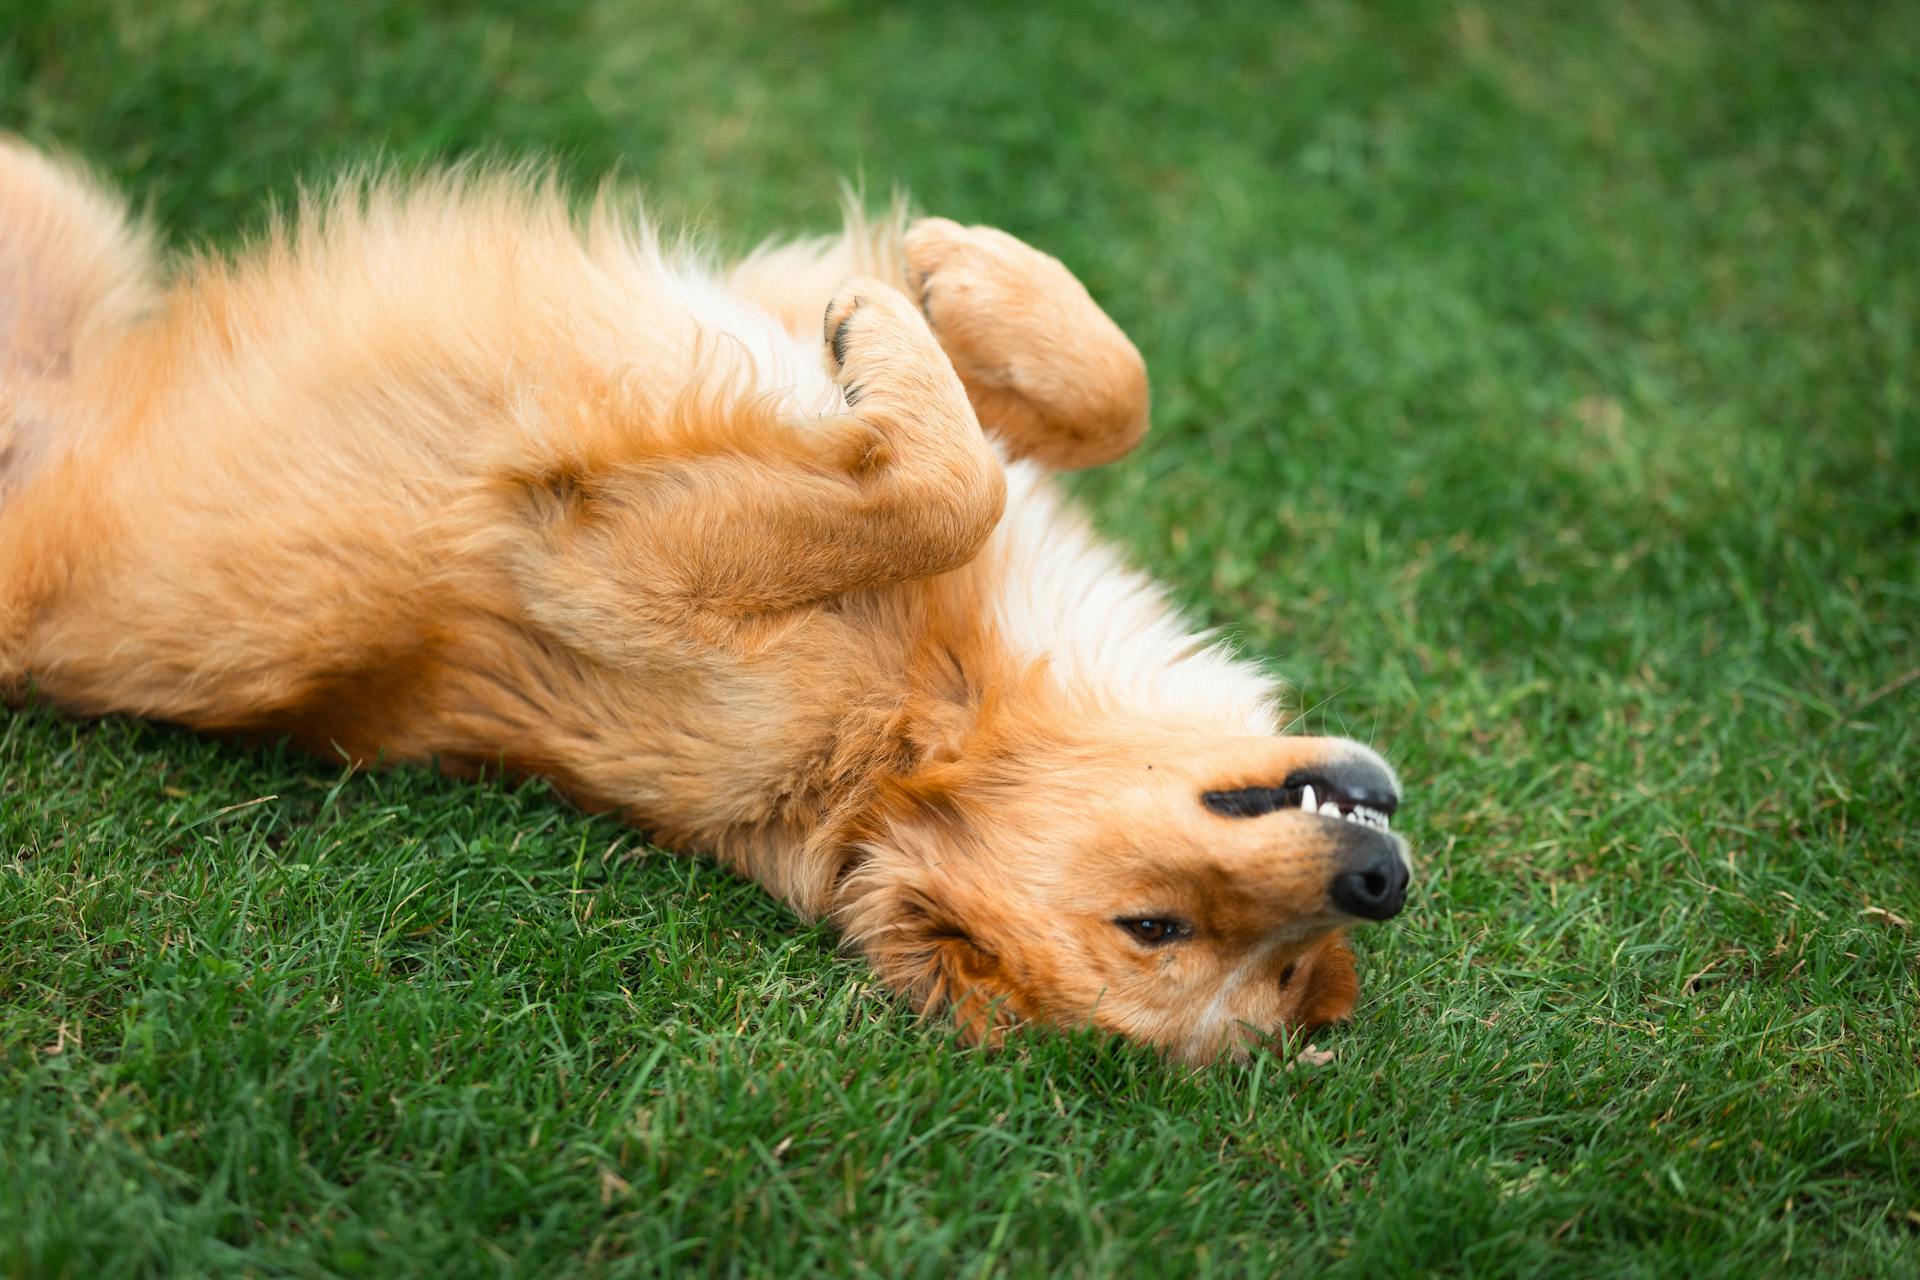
[[0, 140, 1409, 1061]]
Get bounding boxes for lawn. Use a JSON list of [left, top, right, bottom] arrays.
[[2, 0, 1916, 1275]]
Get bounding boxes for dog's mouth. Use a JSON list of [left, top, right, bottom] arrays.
[[1200, 763, 1399, 833]]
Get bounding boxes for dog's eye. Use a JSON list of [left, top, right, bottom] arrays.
[[1116, 917, 1188, 945]]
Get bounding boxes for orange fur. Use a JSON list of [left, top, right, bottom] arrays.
[[0, 142, 1409, 1061]]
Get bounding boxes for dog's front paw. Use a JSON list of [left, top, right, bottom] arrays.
[[902, 218, 1054, 370], [820, 277, 981, 454], [902, 218, 1148, 470]]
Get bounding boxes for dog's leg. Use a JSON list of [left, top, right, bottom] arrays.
[[901, 218, 1150, 470], [511, 277, 1005, 635], [683, 272, 1009, 608], [729, 218, 1149, 470]]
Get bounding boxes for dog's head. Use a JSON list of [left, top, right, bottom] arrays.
[[838, 718, 1409, 1062]]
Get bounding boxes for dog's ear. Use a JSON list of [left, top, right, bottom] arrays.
[[915, 920, 1029, 1046], [833, 805, 1032, 1046], [1294, 932, 1360, 1028], [845, 879, 1031, 1046]]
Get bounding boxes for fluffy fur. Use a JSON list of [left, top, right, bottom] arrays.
[[0, 139, 1409, 1061]]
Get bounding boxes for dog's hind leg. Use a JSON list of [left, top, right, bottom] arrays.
[[0, 138, 160, 499], [729, 214, 1149, 470]]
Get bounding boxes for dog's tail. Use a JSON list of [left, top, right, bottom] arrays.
[[0, 138, 159, 498]]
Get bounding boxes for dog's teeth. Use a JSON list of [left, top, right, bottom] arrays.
[[1356, 806, 1390, 831], [1306, 796, 1398, 831], [1339, 805, 1391, 832]]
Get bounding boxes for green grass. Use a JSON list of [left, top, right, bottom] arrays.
[[3, 0, 1917, 1274]]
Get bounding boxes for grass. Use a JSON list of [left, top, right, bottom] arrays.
[[2, 0, 1916, 1274]]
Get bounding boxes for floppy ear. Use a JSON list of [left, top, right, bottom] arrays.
[[831, 803, 1033, 1046], [1294, 933, 1360, 1028], [914, 923, 1029, 1046], [842, 878, 1031, 1045]]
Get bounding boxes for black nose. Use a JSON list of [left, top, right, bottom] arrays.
[[1330, 847, 1409, 921]]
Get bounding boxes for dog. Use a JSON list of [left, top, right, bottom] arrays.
[[0, 139, 1410, 1061]]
